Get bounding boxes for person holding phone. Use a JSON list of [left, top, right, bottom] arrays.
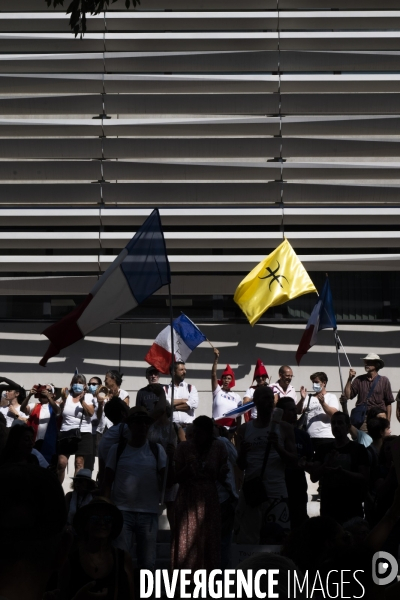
[[19, 383, 61, 464], [57, 374, 96, 482]]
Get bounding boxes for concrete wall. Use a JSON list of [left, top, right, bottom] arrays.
[[1, 320, 400, 433]]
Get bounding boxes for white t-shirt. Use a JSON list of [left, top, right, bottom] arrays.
[[300, 392, 340, 438], [118, 389, 129, 404], [61, 394, 96, 433], [244, 386, 256, 418], [1, 404, 27, 428], [212, 384, 242, 422], [106, 440, 167, 513], [165, 381, 199, 425], [98, 423, 130, 463], [28, 402, 51, 441]]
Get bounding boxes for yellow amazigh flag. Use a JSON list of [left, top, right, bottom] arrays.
[[234, 238, 317, 326]]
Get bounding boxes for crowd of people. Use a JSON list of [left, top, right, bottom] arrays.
[[1, 350, 400, 599]]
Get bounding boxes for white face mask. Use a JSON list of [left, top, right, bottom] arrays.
[[313, 383, 322, 393]]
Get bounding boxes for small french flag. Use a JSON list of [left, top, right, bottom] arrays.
[[145, 314, 207, 374]]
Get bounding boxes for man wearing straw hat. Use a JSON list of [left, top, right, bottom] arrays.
[[344, 353, 394, 425]]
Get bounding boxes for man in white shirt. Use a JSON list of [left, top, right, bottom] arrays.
[[243, 359, 269, 420], [297, 371, 339, 451], [165, 361, 199, 427], [211, 348, 242, 431], [270, 365, 298, 404], [104, 406, 167, 571]]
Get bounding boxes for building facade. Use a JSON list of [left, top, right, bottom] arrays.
[[0, 1, 400, 423]]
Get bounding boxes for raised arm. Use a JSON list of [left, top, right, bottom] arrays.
[[211, 348, 219, 392], [0, 376, 20, 388], [20, 388, 35, 416], [344, 368, 356, 400]]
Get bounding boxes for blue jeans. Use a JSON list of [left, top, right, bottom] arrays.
[[120, 510, 158, 571]]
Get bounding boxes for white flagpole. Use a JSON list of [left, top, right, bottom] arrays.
[[334, 330, 345, 395], [335, 332, 352, 368], [334, 330, 352, 396]]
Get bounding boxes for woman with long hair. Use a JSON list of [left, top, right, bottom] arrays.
[[171, 415, 228, 572]]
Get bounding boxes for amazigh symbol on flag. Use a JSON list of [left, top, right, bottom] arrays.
[[145, 314, 207, 375], [234, 238, 317, 326], [296, 278, 337, 365], [39, 209, 170, 366]]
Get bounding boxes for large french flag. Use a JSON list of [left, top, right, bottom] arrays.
[[40, 209, 170, 366], [145, 314, 207, 374], [296, 278, 337, 365]]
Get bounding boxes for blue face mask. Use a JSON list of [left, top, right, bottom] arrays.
[[88, 384, 98, 394], [313, 383, 322, 393], [72, 383, 84, 394]]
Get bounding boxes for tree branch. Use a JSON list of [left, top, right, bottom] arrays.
[[47, 0, 140, 36]]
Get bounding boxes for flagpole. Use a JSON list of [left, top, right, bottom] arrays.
[[334, 330, 345, 395], [335, 332, 352, 368], [160, 283, 175, 506], [206, 338, 216, 350]]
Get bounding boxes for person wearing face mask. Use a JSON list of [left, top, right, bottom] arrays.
[[298, 372, 339, 451], [87, 376, 106, 472], [57, 374, 96, 482]]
